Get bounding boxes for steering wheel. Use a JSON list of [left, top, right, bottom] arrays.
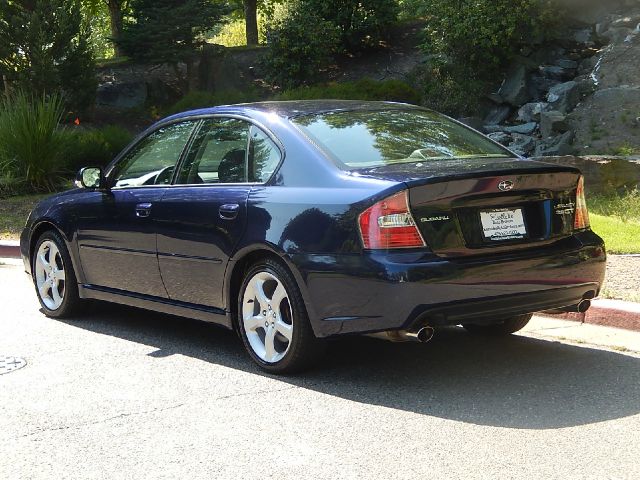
[[145, 165, 174, 185]]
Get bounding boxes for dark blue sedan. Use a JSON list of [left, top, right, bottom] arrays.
[[21, 101, 606, 372]]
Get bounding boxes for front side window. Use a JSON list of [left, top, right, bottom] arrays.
[[112, 121, 196, 187], [292, 109, 511, 169]]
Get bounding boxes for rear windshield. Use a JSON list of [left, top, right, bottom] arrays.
[[292, 109, 511, 169]]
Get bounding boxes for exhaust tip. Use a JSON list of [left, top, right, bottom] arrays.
[[577, 299, 591, 313], [415, 326, 435, 343]]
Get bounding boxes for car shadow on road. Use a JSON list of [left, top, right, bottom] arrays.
[[56, 301, 640, 430]]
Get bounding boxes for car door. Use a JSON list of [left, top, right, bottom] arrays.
[[155, 118, 282, 308], [75, 120, 197, 297]]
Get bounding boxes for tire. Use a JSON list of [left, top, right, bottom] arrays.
[[463, 313, 533, 336], [237, 258, 324, 374], [31, 230, 82, 318]]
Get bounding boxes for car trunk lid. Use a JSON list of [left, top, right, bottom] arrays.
[[353, 157, 582, 257]]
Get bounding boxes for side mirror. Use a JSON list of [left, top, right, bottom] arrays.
[[75, 167, 104, 189]]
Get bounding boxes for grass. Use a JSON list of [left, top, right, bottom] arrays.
[[0, 193, 49, 240], [589, 214, 640, 254], [599, 287, 640, 303], [587, 189, 640, 254]]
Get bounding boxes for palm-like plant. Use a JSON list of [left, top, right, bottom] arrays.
[[0, 92, 66, 191]]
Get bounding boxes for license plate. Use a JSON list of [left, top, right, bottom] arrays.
[[480, 208, 527, 241]]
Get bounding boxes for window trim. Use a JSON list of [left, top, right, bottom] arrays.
[[104, 114, 285, 190]]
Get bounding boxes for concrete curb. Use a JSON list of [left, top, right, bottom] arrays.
[[539, 299, 640, 332], [0, 241, 20, 259]]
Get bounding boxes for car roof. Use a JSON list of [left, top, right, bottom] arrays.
[[165, 100, 422, 122]]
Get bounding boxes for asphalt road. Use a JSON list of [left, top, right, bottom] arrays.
[[2, 261, 640, 480]]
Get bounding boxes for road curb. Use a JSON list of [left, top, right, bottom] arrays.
[[540, 299, 640, 333], [0, 241, 20, 259]]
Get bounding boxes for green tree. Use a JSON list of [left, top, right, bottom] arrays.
[[0, 0, 97, 112], [301, 0, 398, 51], [262, 8, 340, 88], [415, 0, 559, 117], [82, 0, 131, 57], [423, 0, 556, 73], [118, 0, 230, 87]]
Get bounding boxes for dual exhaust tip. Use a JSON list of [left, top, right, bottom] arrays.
[[557, 298, 592, 314], [369, 299, 592, 343], [367, 326, 435, 344]]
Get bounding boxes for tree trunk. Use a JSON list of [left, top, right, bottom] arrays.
[[244, 0, 259, 46], [107, 0, 125, 57]]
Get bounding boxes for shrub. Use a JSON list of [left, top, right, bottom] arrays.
[[164, 89, 262, 116], [422, 0, 557, 75], [0, 92, 67, 192], [277, 79, 420, 104], [411, 65, 488, 117], [62, 126, 134, 173], [262, 9, 340, 89], [302, 0, 398, 51]]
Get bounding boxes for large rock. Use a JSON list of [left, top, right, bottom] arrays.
[[509, 133, 536, 157], [547, 81, 581, 113], [540, 65, 573, 81], [540, 111, 569, 138], [505, 122, 538, 135], [534, 131, 575, 156], [517, 102, 548, 122], [96, 81, 147, 109], [601, 27, 636, 45], [498, 65, 532, 106], [483, 104, 511, 125], [555, 59, 579, 70], [487, 132, 512, 145]]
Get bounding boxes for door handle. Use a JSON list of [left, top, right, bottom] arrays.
[[135, 203, 152, 218], [219, 203, 240, 220]]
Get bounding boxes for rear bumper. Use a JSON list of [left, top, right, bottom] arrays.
[[290, 231, 606, 338]]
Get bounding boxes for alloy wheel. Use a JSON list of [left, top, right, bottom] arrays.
[[241, 271, 293, 363], [34, 240, 66, 311]]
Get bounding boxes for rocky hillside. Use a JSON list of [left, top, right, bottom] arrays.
[[476, 0, 640, 157]]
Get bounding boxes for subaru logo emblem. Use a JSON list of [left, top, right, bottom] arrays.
[[498, 180, 514, 191]]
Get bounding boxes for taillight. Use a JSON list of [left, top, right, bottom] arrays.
[[358, 190, 426, 249], [574, 176, 590, 230]]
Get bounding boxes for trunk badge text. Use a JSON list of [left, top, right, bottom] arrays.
[[498, 180, 515, 191], [421, 215, 451, 223]]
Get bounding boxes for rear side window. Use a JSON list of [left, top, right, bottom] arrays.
[[177, 118, 249, 184], [249, 125, 281, 183], [292, 109, 510, 169], [176, 118, 281, 184]]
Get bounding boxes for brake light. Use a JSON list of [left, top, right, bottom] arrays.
[[358, 190, 426, 249], [574, 176, 590, 230]]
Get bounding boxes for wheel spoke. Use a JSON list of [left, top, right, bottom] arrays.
[[253, 278, 270, 311], [244, 314, 264, 332], [38, 252, 52, 272], [56, 269, 66, 282], [271, 282, 287, 307], [49, 244, 60, 266], [38, 281, 50, 299], [274, 318, 292, 342], [264, 327, 277, 362], [51, 283, 63, 306]]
